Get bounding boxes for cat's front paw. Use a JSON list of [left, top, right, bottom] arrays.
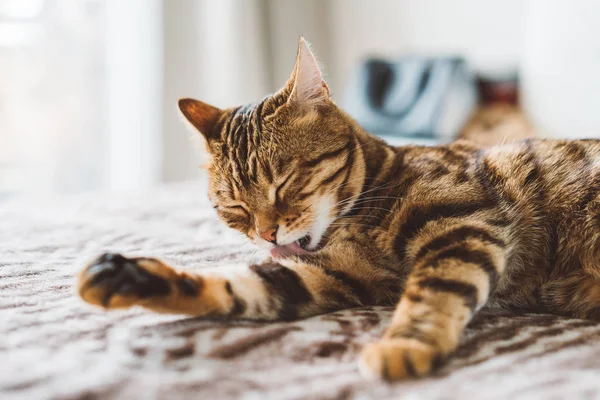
[[358, 338, 442, 381], [78, 253, 173, 308]]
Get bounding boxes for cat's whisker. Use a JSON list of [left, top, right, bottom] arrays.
[[333, 181, 406, 207], [343, 206, 395, 213], [335, 195, 402, 209], [315, 175, 376, 199], [328, 222, 385, 230]]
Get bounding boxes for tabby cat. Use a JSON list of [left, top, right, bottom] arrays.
[[78, 39, 600, 380]]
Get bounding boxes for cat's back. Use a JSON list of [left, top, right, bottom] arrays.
[[396, 138, 600, 256], [392, 138, 600, 214], [477, 138, 600, 212]]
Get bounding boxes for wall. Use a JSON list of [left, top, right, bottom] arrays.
[[337, 0, 526, 96], [521, 0, 600, 138], [267, 0, 526, 99], [161, 0, 270, 182]]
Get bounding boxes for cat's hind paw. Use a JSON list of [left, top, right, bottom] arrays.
[[358, 338, 443, 381]]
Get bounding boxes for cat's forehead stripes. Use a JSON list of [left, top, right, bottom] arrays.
[[216, 94, 293, 189], [219, 103, 266, 188]]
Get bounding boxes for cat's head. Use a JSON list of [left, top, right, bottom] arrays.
[[179, 38, 365, 258]]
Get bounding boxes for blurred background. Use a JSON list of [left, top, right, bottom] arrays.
[[1, 0, 599, 196]]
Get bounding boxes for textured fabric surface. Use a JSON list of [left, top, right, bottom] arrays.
[[2, 181, 600, 400]]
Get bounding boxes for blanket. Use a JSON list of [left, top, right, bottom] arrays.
[[2, 180, 599, 399]]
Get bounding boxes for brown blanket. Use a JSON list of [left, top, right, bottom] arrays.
[[2, 181, 599, 399]]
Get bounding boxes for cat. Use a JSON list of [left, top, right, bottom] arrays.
[[77, 38, 600, 380]]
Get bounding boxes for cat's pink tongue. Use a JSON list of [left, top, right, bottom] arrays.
[[270, 242, 310, 259]]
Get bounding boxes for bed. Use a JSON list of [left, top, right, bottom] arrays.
[[2, 179, 599, 399]]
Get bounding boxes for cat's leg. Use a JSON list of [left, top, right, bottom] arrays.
[[360, 223, 506, 380], [78, 250, 399, 320]]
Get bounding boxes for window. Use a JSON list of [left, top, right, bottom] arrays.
[[0, 0, 105, 195]]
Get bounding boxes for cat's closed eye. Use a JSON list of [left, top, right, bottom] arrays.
[[214, 203, 251, 230], [220, 204, 250, 217]]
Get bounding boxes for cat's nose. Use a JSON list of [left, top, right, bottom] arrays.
[[257, 226, 278, 244]]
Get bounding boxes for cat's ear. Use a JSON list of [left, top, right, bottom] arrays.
[[178, 98, 223, 142], [285, 37, 330, 105]]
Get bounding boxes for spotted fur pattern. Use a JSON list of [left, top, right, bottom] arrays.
[[78, 39, 600, 381]]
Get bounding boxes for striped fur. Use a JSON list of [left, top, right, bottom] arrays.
[[78, 39, 600, 381]]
